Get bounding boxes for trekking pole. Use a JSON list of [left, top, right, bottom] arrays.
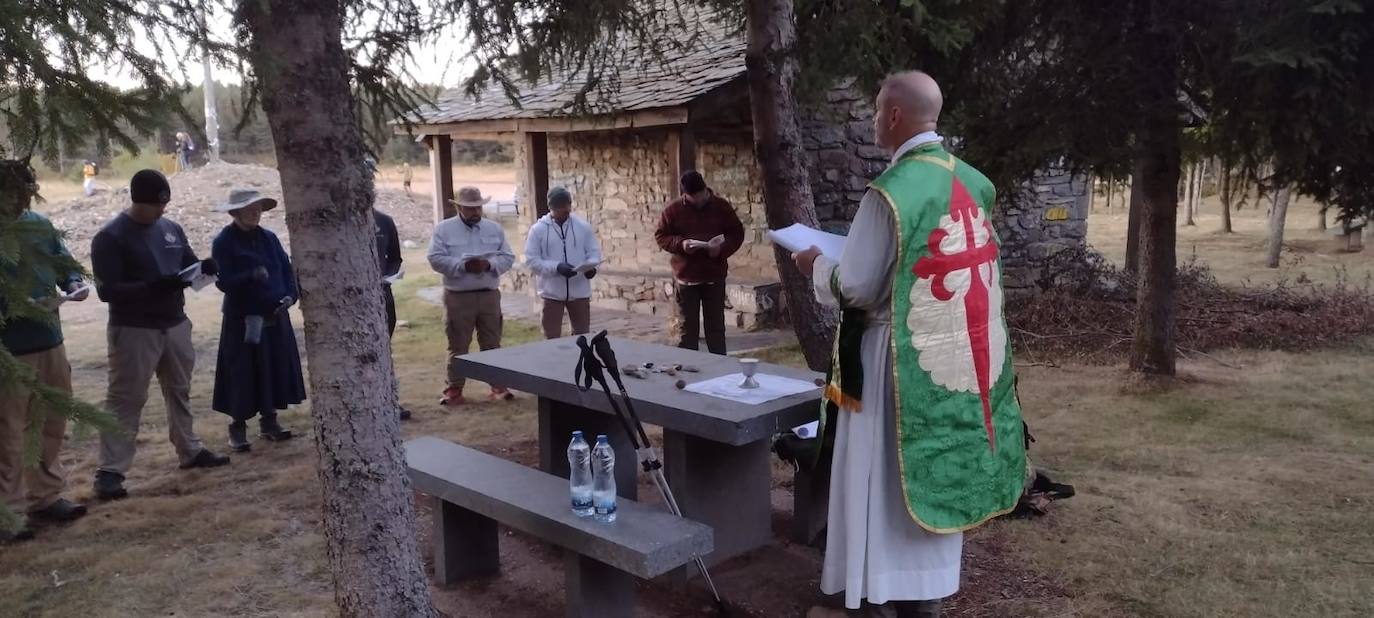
[[573, 334, 725, 610], [586, 332, 722, 607]]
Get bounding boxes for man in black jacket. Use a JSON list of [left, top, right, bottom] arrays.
[[90, 170, 230, 500]]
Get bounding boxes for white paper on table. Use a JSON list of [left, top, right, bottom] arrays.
[[575, 260, 601, 275], [177, 263, 217, 292], [767, 224, 847, 260], [383, 268, 405, 285], [792, 421, 820, 439], [683, 372, 820, 406]]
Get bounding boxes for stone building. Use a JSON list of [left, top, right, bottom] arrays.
[[403, 10, 1088, 326]]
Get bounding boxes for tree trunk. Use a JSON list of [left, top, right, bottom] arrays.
[[240, 2, 437, 616], [1129, 121, 1181, 376], [744, 0, 836, 372], [1182, 163, 1196, 226], [1318, 204, 1327, 231], [1219, 164, 1234, 233], [1125, 168, 1144, 274], [1104, 176, 1113, 211], [1265, 186, 1292, 268]]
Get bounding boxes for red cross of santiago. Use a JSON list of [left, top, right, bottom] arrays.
[[912, 177, 1000, 450]]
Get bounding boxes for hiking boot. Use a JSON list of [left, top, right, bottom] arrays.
[[179, 449, 231, 470], [259, 414, 293, 442], [399, 406, 413, 421], [440, 387, 465, 407], [28, 498, 88, 523], [93, 470, 128, 501], [893, 599, 942, 618], [0, 525, 35, 545], [489, 387, 515, 402], [228, 421, 252, 453]]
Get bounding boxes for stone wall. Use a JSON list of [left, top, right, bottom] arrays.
[[503, 129, 782, 328], [801, 84, 889, 233], [996, 168, 1092, 294], [499, 81, 1088, 319]]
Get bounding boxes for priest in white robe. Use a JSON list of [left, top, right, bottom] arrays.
[[796, 71, 1025, 618]]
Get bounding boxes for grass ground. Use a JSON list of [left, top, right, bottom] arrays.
[[2, 186, 1372, 616]]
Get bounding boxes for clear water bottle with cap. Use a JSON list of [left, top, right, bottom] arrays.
[[567, 431, 594, 517], [591, 434, 617, 523]]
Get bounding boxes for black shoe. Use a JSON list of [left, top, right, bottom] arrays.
[[399, 407, 413, 421], [228, 421, 252, 453], [179, 449, 231, 470], [0, 526, 35, 544], [93, 470, 128, 501], [28, 498, 88, 523], [259, 414, 293, 442]]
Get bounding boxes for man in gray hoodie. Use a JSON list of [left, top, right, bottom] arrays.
[[524, 186, 603, 339]]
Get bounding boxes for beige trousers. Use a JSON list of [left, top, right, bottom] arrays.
[[97, 320, 206, 474], [540, 298, 592, 339], [0, 345, 72, 513], [443, 289, 504, 391]]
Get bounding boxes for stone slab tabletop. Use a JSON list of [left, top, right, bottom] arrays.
[[406, 436, 713, 579], [453, 336, 824, 445]]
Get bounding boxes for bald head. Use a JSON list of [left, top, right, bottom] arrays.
[[873, 71, 943, 151]]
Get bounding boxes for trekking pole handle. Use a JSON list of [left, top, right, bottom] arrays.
[[591, 331, 619, 378]]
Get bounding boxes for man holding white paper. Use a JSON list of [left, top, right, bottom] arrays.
[[524, 186, 602, 339], [654, 171, 745, 355], [427, 186, 516, 406], [793, 72, 1026, 617], [1, 164, 91, 540], [91, 170, 230, 501]]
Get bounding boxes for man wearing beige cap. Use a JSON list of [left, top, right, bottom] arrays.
[[427, 186, 516, 406]]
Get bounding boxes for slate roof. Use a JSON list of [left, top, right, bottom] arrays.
[[405, 4, 745, 127]]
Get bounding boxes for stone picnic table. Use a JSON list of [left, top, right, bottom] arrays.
[[452, 336, 823, 566]]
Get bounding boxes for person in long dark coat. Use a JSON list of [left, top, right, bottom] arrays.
[[210, 188, 305, 452]]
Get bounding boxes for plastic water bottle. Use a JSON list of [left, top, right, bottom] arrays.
[[567, 431, 594, 517], [591, 435, 617, 523]]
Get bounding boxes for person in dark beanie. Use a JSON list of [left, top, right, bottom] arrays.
[[90, 169, 229, 500], [654, 170, 745, 355]]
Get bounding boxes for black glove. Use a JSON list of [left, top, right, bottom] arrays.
[[153, 275, 191, 292], [584, 268, 597, 280], [199, 258, 219, 277], [556, 262, 577, 278]]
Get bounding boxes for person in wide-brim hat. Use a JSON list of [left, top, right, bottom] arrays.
[[215, 188, 278, 213], [209, 187, 303, 453]]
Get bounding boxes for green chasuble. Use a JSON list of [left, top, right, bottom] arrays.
[[821, 142, 1025, 533]]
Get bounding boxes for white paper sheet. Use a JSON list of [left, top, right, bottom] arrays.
[[575, 260, 601, 275], [178, 263, 217, 292], [683, 372, 820, 406], [459, 251, 507, 263], [767, 224, 847, 260], [792, 421, 820, 439], [383, 268, 405, 285]]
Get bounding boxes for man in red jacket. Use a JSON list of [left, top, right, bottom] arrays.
[[654, 171, 745, 355]]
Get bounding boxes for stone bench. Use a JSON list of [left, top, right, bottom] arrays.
[[404, 436, 714, 618]]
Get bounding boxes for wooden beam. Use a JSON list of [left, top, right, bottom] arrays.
[[666, 127, 697, 199], [427, 134, 455, 222], [525, 131, 550, 220], [403, 106, 690, 137]]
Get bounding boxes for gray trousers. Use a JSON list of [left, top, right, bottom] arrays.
[[97, 320, 206, 475]]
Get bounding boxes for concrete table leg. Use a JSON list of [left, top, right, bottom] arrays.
[[432, 497, 499, 586], [564, 551, 637, 618], [538, 397, 638, 500], [791, 464, 830, 546], [662, 429, 772, 566]]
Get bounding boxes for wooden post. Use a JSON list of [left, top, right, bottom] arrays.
[[427, 134, 455, 222], [668, 127, 696, 196], [525, 131, 550, 219]]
